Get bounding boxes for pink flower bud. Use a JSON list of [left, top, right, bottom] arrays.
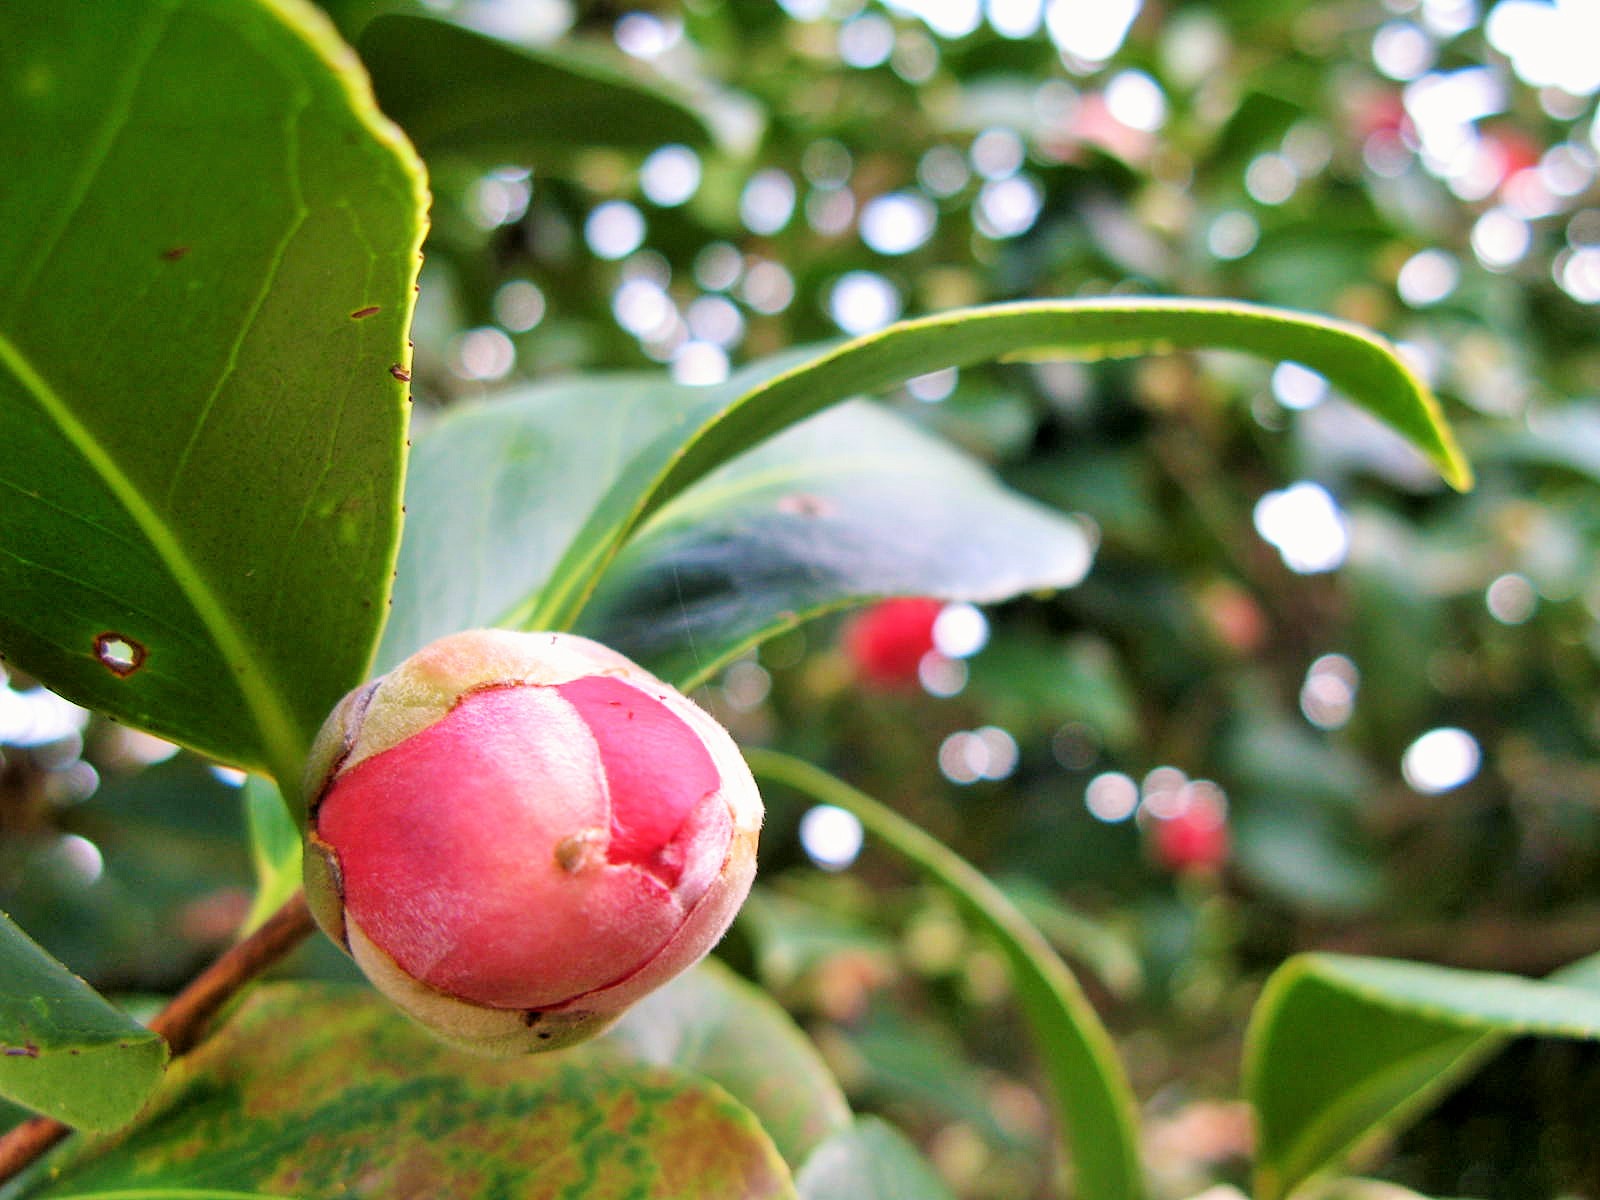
[[302, 630, 763, 1054]]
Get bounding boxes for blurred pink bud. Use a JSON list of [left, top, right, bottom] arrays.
[[842, 597, 942, 689], [303, 630, 763, 1054], [1148, 799, 1229, 875]]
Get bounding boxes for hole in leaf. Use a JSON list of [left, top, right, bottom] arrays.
[[94, 633, 146, 677]]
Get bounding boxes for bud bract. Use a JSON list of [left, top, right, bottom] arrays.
[[302, 630, 763, 1054]]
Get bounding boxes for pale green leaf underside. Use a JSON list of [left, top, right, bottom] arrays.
[[0, 911, 167, 1131], [1247, 951, 1600, 1200], [746, 749, 1145, 1200], [0, 0, 426, 788], [533, 298, 1470, 634], [391, 300, 1468, 679], [576, 400, 1096, 689]]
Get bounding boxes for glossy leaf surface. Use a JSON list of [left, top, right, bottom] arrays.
[[377, 376, 704, 670], [532, 299, 1470, 633], [0, 912, 166, 1131], [1248, 952, 1600, 1200], [0, 0, 426, 787], [390, 301, 1467, 677], [577, 400, 1094, 688]]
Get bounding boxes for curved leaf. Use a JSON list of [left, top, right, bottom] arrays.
[[0, 0, 427, 787], [377, 376, 704, 670], [611, 958, 853, 1169], [359, 14, 717, 162], [533, 299, 1471, 633], [745, 749, 1145, 1200], [31, 983, 796, 1200], [391, 301, 1467, 677], [1247, 952, 1600, 1200], [0, 912, 166, 1131], [576, 400, 1094, 688]]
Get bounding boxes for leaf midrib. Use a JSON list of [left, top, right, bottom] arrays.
[[0, 329, 305, 786]]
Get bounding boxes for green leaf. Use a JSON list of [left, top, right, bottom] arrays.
[[576, 400, 1094, 688], [534, 299, 1471, 634], [239, 779, 303, 936], [0, 911, 167, 1131], [358, 14, 717, 163], [29, 982, 796, 1200], [610, 958, 853, 1169], [0, 0, 427, 788], [745, 750, 1145, 1200], [794, 1118, 956, 1200], [390, 301, 1467, 675], [1246, 952, 1600, 1200], [377, 375, 704, 670]]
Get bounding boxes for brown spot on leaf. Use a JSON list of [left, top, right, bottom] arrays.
[[388, 364, 412, 382], [94, 632, 146, 677], [351, 306, 381, 319], [160, 246, 190, 262]]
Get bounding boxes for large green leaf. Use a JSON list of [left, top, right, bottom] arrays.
[[1247, 952, 1600, 1200], [27, 982, 796, 1199], [576, 400, 1094, 688], [358, 14, 716, 162], [746, 750, 1145, 1200], [390, 301, 1467, 674], [610, 959, 852, 1169], [0, 912, 166, 1132], [533, 300, 1471, 634], [794, 1118, 956, 1200], [0, 0, 427, 788]]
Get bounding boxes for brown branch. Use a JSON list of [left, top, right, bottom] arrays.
[[0, 892, 316, 1185]]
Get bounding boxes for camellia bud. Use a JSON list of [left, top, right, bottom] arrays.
[[302, 630, 763, 1054]]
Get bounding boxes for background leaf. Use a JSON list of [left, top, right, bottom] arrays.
[[358, 14, 717, 163], [794, 1118, 957, 1200], [0, 0, 427, 787], [746, 750, 1145, 1200], [610, 959, 853, 1169], [1247, 952, 1600, 1200], [28, 982, 796, 1200], [0, 911, 166, 1131], [376, 375, 705, 670], [576, 400, 1095, 687], [239, 779, 302, 936]]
